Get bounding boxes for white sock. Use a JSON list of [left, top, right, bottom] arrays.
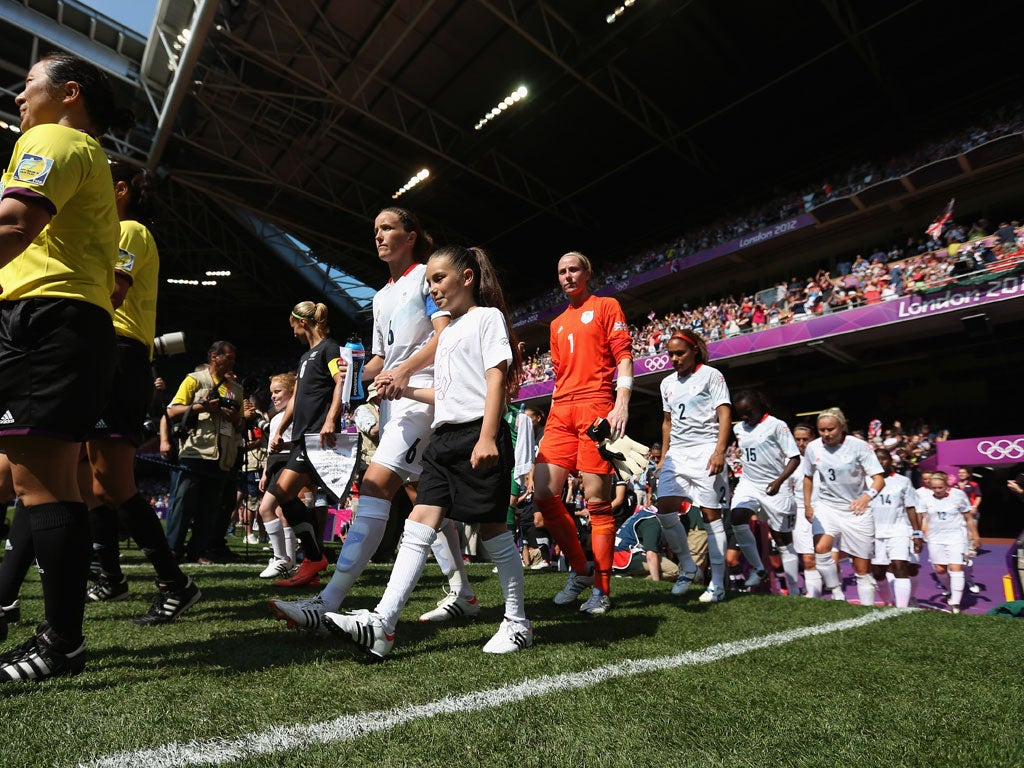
[[886, 570, 897, 590], [893, 577, 911, 607], [856, 573, 876, 606], [482, 531, 526, 623], [263, 518, 287, 561], [779, 543, 799, 592], [804, 568, 822, 598], [706, 518, 726, 590], [731, 520, 764, 572], [656, 513, 697, 573], [284, 525, 297, 562], [375, 519, 435, 632], [433, 518, 474, 599], [949, 570, 965, 607], [875, 575, 892, 606], [816, 552, 840, 590], [319, 496, 390, 610]]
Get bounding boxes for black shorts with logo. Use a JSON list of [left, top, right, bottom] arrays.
[[0, 298, 115, 441], [90, 335, 153, 445], [417, 418, 513, 524]]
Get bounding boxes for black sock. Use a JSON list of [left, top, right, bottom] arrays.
[[0, 500, 34, 606], [281, 497, 323, 561], [30, 501, 89, 646], [120, 493, 185, 588], [89, 505, 122, 579]]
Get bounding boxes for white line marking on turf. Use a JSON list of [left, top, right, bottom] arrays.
[[80, 608, 910, 768]]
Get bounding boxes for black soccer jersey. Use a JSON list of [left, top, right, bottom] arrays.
[[291, 337, 343, 438]]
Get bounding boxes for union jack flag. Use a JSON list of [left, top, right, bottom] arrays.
[[925, 198, 955, 240]]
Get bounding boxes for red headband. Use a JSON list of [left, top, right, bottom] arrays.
[[670, 332, 698, 350]]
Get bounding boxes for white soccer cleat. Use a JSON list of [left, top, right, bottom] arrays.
[[744, 569, 767, 589], [579, 588, 611, 615], [323, 609, 395, 659], [482, 618, 534, 654], [830, 586, 847, 602], [553, 569, 594, 605], [268, 595, 330, 633], [671, 569, 700, 596], [259, 557, 293, 579], [698, 586, 725, 604], [418, 590, 481, 622]]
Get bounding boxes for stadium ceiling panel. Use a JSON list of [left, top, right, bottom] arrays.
[[3, 0, 1024, 354]]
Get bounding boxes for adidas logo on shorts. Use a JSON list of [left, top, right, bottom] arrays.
[[0, 411, 14, 425]]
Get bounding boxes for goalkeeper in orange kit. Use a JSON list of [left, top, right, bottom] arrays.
[[531, 251, 643, 615]]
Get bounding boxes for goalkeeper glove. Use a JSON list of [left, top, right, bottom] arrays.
[[585, 419, 649, 480]]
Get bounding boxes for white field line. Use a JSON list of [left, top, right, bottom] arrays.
[[80, 608, 910, 768]]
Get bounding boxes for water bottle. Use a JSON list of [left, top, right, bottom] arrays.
[[345, 333, 365, 401]]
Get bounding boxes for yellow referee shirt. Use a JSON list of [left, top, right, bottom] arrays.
[[0, 123, 118, 316], [114, 219, 159, 355]]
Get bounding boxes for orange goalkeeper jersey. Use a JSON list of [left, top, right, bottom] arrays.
[[549, 294, 632, 402]]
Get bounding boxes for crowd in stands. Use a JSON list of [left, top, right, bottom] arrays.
[[511, 100, 1024, 323]]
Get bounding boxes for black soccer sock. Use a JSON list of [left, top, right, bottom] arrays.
[[280, 497, 323, 561], [120, 493, 186, 588], [30, 501, 90, 646], [0, 499, 34, 606], [89, 504, 123, 579]]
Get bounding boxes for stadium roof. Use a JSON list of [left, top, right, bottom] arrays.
[[3, 0, 1024, 360]]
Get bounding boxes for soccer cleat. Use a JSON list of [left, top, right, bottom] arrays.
[[133, 577, 202, 626], [553, 569, 594, 605], [418, 591, 481, 622], [86, 574, 129, 602], [268, 595, 330, 633], [275, 554, 328, 587], [1, 601, 20, 625], [830, 586, 847, 602], [744, 569, 767, 589], [698, 585, 726, 604], [259, 557, 294, 579], [671, 569, 700, 596], [579, 588, 611, 615], [482, 618, 534, 654], [0, 630, 86, 682], [967, 582, 980, 594], [949, 604, 961, 614], [244, 533, 261, 545], [323, 609, 394, 659]]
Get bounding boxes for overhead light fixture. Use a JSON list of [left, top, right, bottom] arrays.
[[205, 270, 231, 277], [606, 0, 636, 24], [474, 86, 528, 130], [201, 280, 217, 286], [166, 278, 200, 285], [392, 168, 430, 199]]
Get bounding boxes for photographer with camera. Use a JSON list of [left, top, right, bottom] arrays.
[[165, 341, 245, 565]]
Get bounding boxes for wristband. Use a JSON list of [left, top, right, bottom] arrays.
[[616, 375, 633, 390], [865, 488, 879, 499], [912, 530, 924, 540]]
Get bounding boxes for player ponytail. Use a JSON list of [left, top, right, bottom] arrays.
[[291, 300, 330, 337], [110, 162, 157, 226]]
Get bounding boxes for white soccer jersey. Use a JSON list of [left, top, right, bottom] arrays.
[[269, 411, 292, 449], [371, 262, 449, 387], [660, 363, 730, 448], [872, 473, 916, 537], [920, 487, 971, 541], [733, 414, 799, 486], [801, 435, 883, 508], [432, 306, 512, 428]]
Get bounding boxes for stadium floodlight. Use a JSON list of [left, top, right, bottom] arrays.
[[474, 86, 528, 130], [392, 168, 431, 199], [205, 270, 232, 277], [606, 0, 638, 24]]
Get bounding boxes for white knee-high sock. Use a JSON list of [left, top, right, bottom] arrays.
[[804, 568, 822, 598], [816, 552, 840, 590], [284, 525, 296, 562], [656, 513, 698, 573], [432, 518, 474, 599], [706, 518, 726, 590], [893, 577, 911, 607], [949, 570, 965, 607], [875, 574, 892, 606], [263, 518, 287, 561], [731, 521, 764, 572], [375, 519, 435, 633], [779, 542, 800, 592], [483, 531, 526, 623], [320, 496, 390, 610], [856, 573, 876, 606]]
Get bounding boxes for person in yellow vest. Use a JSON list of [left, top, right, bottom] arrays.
[[165, 342, 245, 563], [0, 52, 133, 681]]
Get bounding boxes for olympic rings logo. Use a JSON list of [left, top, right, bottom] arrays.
[[975, 438, 1024, 460], [640, 354, 670, 372]]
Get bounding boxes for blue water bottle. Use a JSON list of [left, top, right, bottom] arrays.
[[345, 333, 365, 401]]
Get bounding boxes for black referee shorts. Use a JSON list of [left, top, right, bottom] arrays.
[[417, 418, 513, 524], [90, 335, 153, 445], [0, 297, 115, 441]]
